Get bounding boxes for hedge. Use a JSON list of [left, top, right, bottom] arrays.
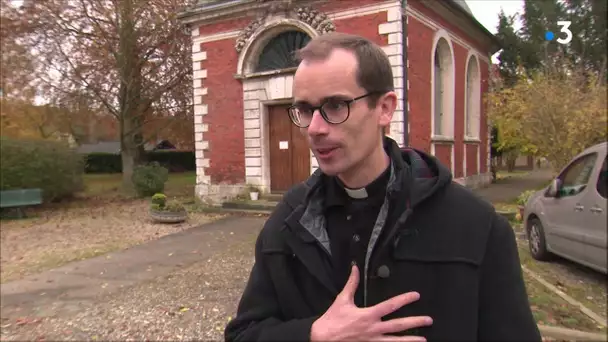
[[84, 151, 195, 173], [0, 137, 84, 202]]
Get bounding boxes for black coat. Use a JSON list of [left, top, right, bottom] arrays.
[[225, 138, 541, 341]]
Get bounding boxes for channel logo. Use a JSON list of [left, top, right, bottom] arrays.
[[545, 21, 572, 44]]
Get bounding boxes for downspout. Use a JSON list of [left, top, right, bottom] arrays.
[[401, 0, 409, 146]]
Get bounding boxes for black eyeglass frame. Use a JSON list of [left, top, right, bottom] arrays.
[[286, 91, 386, 128]]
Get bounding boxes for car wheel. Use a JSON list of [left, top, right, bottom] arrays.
[[527, 218, 551, 261]]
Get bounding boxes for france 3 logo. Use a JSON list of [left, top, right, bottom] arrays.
[[545, 21, 572, 45]]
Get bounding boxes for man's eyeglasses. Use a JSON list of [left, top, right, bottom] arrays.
[[287, 92, 381, 128]]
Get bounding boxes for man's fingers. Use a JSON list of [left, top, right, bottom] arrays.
[[371, 316, 433, 336], [368, 292, 421, 317], [338, 265, 359, 302]]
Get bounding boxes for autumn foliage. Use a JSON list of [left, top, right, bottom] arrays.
[[487, 66, 607, 170]]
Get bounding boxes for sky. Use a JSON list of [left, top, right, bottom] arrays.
[[465, 0, 525, 62], [466, 0, 525, 34]]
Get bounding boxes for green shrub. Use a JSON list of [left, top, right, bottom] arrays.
[[85, 153, 122, 173], [151, 193, 167, 206], [164, 199, 186, 212], [84, 151, 195, 173], [132, 162, 169, 197], [0, 137, 84, 202], [149, 194, 184, 212], [515, 190, 537, 206]]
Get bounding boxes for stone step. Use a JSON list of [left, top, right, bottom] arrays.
[[262, 193, 284, 202], [222, 199, 278, 212]]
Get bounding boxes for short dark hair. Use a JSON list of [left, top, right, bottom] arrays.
[[295, 32, 395, 107]]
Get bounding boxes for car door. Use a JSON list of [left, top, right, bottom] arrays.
[[541, 152, 598, 260], [578, 154, 607, 272]]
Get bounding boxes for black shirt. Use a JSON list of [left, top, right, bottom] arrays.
[[323, 165, 391, 306]]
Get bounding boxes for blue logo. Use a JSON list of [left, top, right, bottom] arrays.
[[545, 31, 555, 41]]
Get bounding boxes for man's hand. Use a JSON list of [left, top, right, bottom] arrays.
[[310, 265, 432, 342]]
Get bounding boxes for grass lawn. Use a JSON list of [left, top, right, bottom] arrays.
[[82, 172, 196, 200], [0, 171, 224, 283], [518, 243, 607, 332], [496, 170, 530, 181]]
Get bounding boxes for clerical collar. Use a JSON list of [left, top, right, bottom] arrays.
[[344, 186, 369, 199], [324, 163, 392, 208]]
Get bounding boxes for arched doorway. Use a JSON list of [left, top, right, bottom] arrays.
[[257, 30, 313, 192]]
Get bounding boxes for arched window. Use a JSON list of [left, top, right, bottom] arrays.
[[465, 55, 481, 139], [254, 30, 311, 73], [432, 36, 454, 138]]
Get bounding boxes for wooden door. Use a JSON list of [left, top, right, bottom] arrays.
[[268, 104, 311, 192]]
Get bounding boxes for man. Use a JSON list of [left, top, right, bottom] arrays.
[[225, 32, 541, 341]]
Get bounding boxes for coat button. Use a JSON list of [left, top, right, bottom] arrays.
[[377, 265, 390, 278]]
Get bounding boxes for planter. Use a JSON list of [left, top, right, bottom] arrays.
[[149, 209, 188, 224], [250, 191, 259, 201]]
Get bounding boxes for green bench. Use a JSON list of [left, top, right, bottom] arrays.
[[0, 189, 43, 218]]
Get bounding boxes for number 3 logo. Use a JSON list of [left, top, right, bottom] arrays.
[[557, 21, 572, 44]]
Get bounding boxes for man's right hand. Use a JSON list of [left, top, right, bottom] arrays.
[[310, 265, 433, 342]]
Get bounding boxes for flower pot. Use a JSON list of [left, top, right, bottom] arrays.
[[250, 191, 259, 201], [149, 209, 188, 224]]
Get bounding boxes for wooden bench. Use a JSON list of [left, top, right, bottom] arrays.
[[0, 189, 43, 218]]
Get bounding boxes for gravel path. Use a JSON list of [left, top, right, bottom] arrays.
[[1, 200, 225, 283], [0, 225, 261, 341]]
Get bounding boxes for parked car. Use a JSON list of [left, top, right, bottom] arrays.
[[523, 142, 607, 274]]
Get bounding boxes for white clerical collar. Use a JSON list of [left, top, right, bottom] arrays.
[[344, 187, 368, 199]]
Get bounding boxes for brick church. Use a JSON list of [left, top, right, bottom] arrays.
[[178, 0, 500, 203]]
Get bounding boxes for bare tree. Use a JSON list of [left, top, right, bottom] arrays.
[[11, 0, 194, 187]]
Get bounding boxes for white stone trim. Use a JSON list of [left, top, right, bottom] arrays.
[[379, 2, 405, 147], [464, 51, 481, 140], [236, 18, 320, 76], [191, 45, 210, 188], [191, 1, 399, 45], [430, 29, 456, 140], [193, 30, 240, 44], [406, 6, 491, 65]]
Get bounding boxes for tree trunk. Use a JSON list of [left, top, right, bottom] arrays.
[[117, 0, 144, 189], [506, 152, 518, 173]]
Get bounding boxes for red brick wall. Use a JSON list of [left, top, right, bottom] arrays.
[[452, 42, 467, 178], [434, 144, 452, 170], [408, 0, 490, 55], [333, 13, 388, 46], [198, 6, 389, 184], [406, 15, 433, 153], [196, 0, 494, 184], [406, 0, 492, 176], [201, 38, 245, 184], [465, 143, 478, 177]]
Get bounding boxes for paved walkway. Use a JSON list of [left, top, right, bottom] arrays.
[[0, 216, 265, 319], [473, 169, 555, 203]]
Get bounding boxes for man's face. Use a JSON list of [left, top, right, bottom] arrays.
[[292, 48, 395, 177]]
